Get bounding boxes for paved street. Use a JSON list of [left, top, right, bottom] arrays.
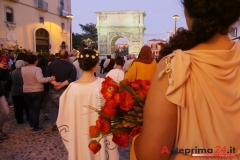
[[0, 68, 130, 160]]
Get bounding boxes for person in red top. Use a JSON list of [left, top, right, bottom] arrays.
[[0, 49, 9, 63]]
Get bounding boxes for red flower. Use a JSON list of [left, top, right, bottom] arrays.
[[131, 80, 151, 99], [101, 99, 117, 118], [88, 140, 101, 154], [96, 116, 111, 134], [89, 126, 100, 138], [113, 93, 121, 104], [119, 91, 134, 111], [130, 126, 142, 137], [130, 82, 140, 90], [101, 77, 119, 100], [141, 80, 151, 92], [136, 90, 147, 100], [112, 133, 130, 148]]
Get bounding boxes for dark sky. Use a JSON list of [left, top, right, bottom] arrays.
[[71, 0, 187, 43]]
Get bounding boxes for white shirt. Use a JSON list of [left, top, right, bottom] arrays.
[[68, 56, 77, 63], [21, 66, 51, 92], [8, 59, 13, 68], [106, 68, 124, 84], [73, 60, 82, 80], [123, 59, 134, 72]]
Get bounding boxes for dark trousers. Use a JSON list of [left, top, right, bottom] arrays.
[[100, 67, 104, 74], [49, 89, 65, 124], [24, 92, 44, 129], [12, 96, 29, 124]]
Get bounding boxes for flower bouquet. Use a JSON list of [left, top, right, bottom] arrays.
[[88, 77, 151, 154]]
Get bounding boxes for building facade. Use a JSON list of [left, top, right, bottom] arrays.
[[0, 0, 72, 54], [115, 41, 128, 57], [147, 39, 167, 58]]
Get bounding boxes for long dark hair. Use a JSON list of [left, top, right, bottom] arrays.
[[160, 0, 240, 57]]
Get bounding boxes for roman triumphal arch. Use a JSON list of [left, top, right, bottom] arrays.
[[95, 10, 146, 57]]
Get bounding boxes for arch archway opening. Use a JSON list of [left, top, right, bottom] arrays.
[[112, 37, 129, 57], [35, 28, 49, 53]]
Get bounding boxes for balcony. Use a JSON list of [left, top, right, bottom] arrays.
[[34, 0, 48, 11]]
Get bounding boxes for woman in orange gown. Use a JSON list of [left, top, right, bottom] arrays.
[[131, 0, 240, 159]]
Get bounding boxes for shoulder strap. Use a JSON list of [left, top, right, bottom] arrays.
[[158, 54, 175, 86]]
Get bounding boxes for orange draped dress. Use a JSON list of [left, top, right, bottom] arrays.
[[131, 43, 240, 159]]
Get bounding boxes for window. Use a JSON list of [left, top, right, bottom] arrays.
[[39, 17, 44, 24], [38, 0, 44, 9], [6, 7, 13, 22], [61, 23, 65, 31], [60, 0, 64, 10]]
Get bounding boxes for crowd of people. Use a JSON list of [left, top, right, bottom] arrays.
[[0, 44, 157, 149], [0, 49, 77, 141]]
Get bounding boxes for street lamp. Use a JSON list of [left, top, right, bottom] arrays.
[[66, 14, 73, 19], [172, 15, 180, 35], [67, 14, 73, 52]]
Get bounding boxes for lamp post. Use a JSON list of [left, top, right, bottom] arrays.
[[172, 15, 180, 35], [66, 14, 73, 52]]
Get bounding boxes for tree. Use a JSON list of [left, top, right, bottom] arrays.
[[79, 23, 98, 42], [72, 23, 98, 50], [72, 32, 83, 50]]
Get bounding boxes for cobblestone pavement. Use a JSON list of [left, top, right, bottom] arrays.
[[0, 69, 130, 160]]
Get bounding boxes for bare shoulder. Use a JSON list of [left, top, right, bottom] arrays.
[[135, 55, 177, 159]]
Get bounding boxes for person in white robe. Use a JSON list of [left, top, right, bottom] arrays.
[[106, 56, 124, 84], [57, 49, 119, 160]]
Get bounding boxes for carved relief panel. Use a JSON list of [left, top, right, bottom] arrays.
[[99, 14, 107, 24], [99, 35, 108, 44], [100, 45, 107, 53]]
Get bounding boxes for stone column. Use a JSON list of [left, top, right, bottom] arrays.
[[140, 12, 143, 25]]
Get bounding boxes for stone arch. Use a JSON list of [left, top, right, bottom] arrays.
[[95, 11, 146, 58]]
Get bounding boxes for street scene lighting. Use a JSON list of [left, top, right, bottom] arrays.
[[172, 15, 180, 34]]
